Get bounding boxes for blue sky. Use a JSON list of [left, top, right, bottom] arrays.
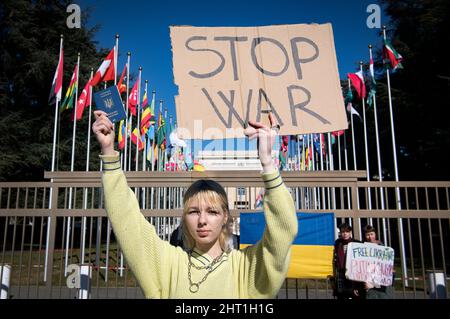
[[77, 0, 388, 153]]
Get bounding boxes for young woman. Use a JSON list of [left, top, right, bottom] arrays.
[[362, 225, 394, 299], [92, 110, 297, 298]]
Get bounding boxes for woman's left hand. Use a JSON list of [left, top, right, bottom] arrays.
[[244, 112, 279, 172]]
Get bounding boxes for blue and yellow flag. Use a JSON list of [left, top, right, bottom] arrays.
[[240, 212, 334, 278]]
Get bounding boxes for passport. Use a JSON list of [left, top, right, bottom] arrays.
[[93, 86, 126, 123]]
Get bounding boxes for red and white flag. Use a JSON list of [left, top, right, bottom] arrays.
[[48, 48, 64, 104], [75, 80, 92, 120], [347, 71, 366, 99], [90, 47, 115, 87], [117, 63, 127, 94], [128, 80, 138, 116]]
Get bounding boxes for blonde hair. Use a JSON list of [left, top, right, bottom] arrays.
[[182, 180, 234, 252]]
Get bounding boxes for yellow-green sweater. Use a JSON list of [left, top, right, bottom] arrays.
[[101, 152, 297, 298]]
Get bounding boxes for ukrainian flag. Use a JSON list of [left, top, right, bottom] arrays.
[[240, 212, 334, 278]]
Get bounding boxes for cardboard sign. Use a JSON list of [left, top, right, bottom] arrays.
[[170, 23, 348, 139], [345, 242, 395, 286]]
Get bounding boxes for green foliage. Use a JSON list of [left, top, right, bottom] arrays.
[[379, 0, 450, 180], [343, 0, 449, 180], [0, 0, 104, 181]]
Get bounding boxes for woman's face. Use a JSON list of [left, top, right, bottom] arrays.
[[365, 231, 377, 243], [185, 196, 227, 251]]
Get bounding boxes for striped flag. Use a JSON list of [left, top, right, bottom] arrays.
[[131, 127, 144, 151], [60, 63, 78, 113], [48, 48, 64, 104], [348, 71, 366, 99], [117, 63, 127, 94], [240, 212, 335, 278], [367, 57, 377, 107], [118, 119, 126, 150], [383, 39, 403, 70]]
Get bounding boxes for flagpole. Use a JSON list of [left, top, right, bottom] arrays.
[[81, 68, 94, 265], [347, 79, 357, 228], [114, 34, 119, 85], [348, 79, 358, 171], [64, 52, 81, 276], [328, 132, 336, 209], [124, 52, 131, 171], [359, 61, 373, 227], [142, 80, 148, 172], [369, 44, 388, 242], [383, 25, 408, 287], [319, 134, 325, 209], [150, 90, 156, 172], [135, 66, 142, 171], [45, 34, 64, 282]]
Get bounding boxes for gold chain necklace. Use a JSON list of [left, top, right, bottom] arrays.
[[187, 251, 225, 293]]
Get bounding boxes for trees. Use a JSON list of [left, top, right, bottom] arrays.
[[378, 0, 450, 180], [0, 0, 104, 181], [343, 0, 449, 181]]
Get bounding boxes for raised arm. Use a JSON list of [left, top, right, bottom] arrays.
[[242, 114, 298, 298], [92, 111, 174, 298]]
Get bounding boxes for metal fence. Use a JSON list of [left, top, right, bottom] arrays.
[[0, 170, 449, 299]]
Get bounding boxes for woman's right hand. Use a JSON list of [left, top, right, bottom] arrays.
[[92, 110, 115, 155]]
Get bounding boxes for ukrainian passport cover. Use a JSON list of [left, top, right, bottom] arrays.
[[93, 86, 126, 123]]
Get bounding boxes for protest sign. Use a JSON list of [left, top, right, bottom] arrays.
[[170, 23, 348, 139], [345, 242, 395, 286]]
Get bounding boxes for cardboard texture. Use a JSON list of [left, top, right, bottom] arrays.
[[170, 23, 347, 139]]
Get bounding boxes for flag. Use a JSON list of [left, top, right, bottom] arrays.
[[60, 63, 78, 113], [366, 57, 377, 107], [131, 127, 144, 151], [118, 119, 126, 150], [332, 130, 345, 137], [48, 48, 64, 104], [278, 135, 289, 170], [146, 136, 152, 162], [156, 112, 166, 151], [313, 133, 325, 155], [348, 71, 366, 99], [91, 47, 115, 87], [254, 189, 264, 209], [347, 103, 362, 122], [142, 90, 148, 109], [383, 39, 403, 70], [75, 80, 92, 120], [240, 212, 335, 278], [141, 105, 151, 128], [117, 63, 127, 94], [193, 160, 205, 172], [185, 151, 194, 171], [128, 81, 138, 116], [141, 120, 151, 136]]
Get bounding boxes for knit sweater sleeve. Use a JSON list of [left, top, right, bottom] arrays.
[[242, 169, 298, 298], [100, 152, 173, 298]]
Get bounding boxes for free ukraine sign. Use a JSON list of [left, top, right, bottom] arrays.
[[240, 212, 334, 278]]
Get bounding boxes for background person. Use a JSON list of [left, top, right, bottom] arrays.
[[362, 225, 394, 299], [332, 222, 365, 300]]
